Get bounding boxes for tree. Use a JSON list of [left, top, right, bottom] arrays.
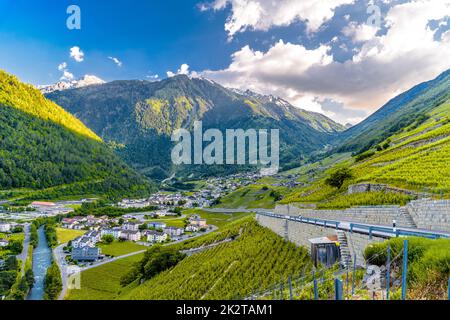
[[101, 234, 114, 244], [25, 268, 34, 289], [44, 262, 62, 300], [7, 240, 23, 255], [325, 168, 353, 189], [5, 256, 18, 271]]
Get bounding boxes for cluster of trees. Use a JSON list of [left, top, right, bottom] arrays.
[[0, 253, 34, 300], [120, 246, 186, 287], [43, 262, 62, 300], [44, 224, 58, 248], [325, 167, 353, 189]]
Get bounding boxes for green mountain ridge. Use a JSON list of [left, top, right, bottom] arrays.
[[336, 69, 450, 153], [0, 70, 154, 200], [47, 75, 345, 180]]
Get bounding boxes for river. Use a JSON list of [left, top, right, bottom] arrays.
[[27, 226, 52, 300]]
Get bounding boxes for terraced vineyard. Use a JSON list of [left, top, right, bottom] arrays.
[[281, 99, 450, 208], [66, 218, 312, 300]]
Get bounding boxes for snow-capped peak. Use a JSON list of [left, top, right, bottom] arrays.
[[38, 75, 106, 94]]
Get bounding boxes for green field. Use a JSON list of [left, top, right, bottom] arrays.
[[56, 228, 86, 244], [183, 209, 252, 229], [217, 185, 282, 209], [98, 241, 146, 257], [65, 253, 144, 300], [145, 217, 186, 228]]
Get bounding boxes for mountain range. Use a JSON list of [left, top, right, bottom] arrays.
[[46, 75, 345, 180], [0, 67, 448, 199], [38, 75, 106, 94]]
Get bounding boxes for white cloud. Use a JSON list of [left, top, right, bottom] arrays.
[[108, 56, 122, 67], [167, 63, 194, 77], [58, 62, 67, 71], [342, 21, 378, 42], [70, 46, 84, 62], [203, 0, 355, 39], [200, 0, 450, 124], [60, 70, 74, 81]]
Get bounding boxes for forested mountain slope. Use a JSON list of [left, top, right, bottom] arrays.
[[0, 70, 153, 200], [47, 75, 344, 179], [336, 69, 450, 153]]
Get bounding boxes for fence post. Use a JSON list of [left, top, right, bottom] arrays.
[[335, 278, 343, 300], [448, 277, 450, 300], [401, 240, 409, 300], [313, 271, 319, 300], [280, 282, 284, 300], [351, 254, 357, 296], [288, 276, 293, 300], [386, 244, 391, 300]]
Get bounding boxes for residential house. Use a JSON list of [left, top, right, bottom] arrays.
[[185, 225, 200, 232], [123, 222, 140, 231], [147, 222, 167, 230], [146, 230, 168, 243], [163, 227, 184, 238], [120, 230, 141, 242], [101, 227, 122, 239], [72, 246, 101, 262], [0, 222, 11, 232], [190, 218, 207, 227], [0, 239, 9, 247]]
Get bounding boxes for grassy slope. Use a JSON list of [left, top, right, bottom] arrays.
[[65, 253, 144, 300], [184, 209, 252, 229], [98, 241, 146, 257], [56, 228, 86, 244], [217, 185, 282, 209], [281, 99, 450, 208], [365, 237, 450, 300]]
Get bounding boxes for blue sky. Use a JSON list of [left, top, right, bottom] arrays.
[[0, 0, 449, 124]]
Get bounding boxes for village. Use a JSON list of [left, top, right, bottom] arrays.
[[117, 172, 264, 210], [62, 213, 210, 264]]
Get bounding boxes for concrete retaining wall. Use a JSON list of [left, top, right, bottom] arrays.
[[407, 199, 450, 232], [274, 204, 412, 227], [275, 199, 450, 232], [256, 214, 384, 266]]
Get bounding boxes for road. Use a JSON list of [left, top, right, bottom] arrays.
[[16, 223, 30, 276], [53, 243, 69, 300]]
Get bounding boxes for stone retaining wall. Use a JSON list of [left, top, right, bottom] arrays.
[[347, 183, 428, 198], [274, 204, 412, 227], [275, 199, 450, 232], [407, 199, 450, 232], [256, 214, 384, 266]]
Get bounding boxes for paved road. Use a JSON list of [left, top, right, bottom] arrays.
[[16, 223, 30, 276], [53, 243, 68, 300]]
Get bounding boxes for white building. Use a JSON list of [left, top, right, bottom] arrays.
[[146, 231, 168, 243], [0, 223, 11, 232], [120, 230, 141, 242], [123, 222, 140, 231], [101, 227, 122, 239], [163, 227, 184, 237]]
